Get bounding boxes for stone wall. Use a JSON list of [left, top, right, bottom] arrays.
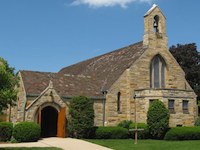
[[93, 99, 104, 126], [104, 6, 198, 127], [10, 72, 27, 123], [25, 86, 66, 122]]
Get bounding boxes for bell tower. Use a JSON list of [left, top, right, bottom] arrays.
[[143, 4, 168, 49]]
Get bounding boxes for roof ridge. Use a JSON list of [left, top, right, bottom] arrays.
[[21, 41, 146, 97], [20, 70, 55, 74], [59, 41, 143, 74]]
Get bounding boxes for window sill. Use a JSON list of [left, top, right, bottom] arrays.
[[169, 109, 175, 114], [118, 111, 122, 114], [169, 111, 176, 114], [183, 110, 189, 114]]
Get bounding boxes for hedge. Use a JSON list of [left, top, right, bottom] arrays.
[[164, 127, 200, 140], [95, 126, 129, 139], [13, 122, 41, 142], [129, 123, 149, 139], [118, 120, 133, 129], [0, 122, 13, 141]]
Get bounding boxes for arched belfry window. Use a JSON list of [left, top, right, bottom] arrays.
[[150, 55, 166, 88], [153, 15, 159, 33], [117, 92, 121, 112]]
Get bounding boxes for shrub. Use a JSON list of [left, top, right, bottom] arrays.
[[13, 122, 41, 142], [118, 120, 133, 129], [68, 96, 94, 138], [0, 113, 7, 122], [164, 127, 200, 140], [129, 123, 149, 139], [95, 126, 129, 139], [0, 122, 13, 141], [147, 100, 169, 139], [195, 117, 200, 126]]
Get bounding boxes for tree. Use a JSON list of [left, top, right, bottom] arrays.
[[169, 43, 200, 99], [68, 96, 94, 138], [0, 57, 18, 113], [147, 100, 169, 139]]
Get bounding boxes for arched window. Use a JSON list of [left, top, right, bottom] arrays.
[[153, 15, 159, 33], [117, 92, 121, 112], [150, 55, 166, 88]]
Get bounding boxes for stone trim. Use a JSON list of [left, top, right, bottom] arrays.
[[18, 72, 28, 121], [26, 80, 54, 110], [26, 94, 105, 101], [136, 96, 195, 99], [135, 88, 194, 92]]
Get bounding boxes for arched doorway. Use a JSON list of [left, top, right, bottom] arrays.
[[41, 106, 58, 137]]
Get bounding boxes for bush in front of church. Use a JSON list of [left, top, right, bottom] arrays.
[[195, 116, 200, 126], [129, 123, 149, 139], [164, 127, 200, 140], [0, 122, 13, 141], [13, 122, 41, 142], [118, 120, 133, 129], [95, 126, 129, 139], [118, 120, 149, 139], [147, 100, 170, 139], [68, 96, 94, 139]]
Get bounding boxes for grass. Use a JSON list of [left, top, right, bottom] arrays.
[[0, 148, 61, 150], [87, 139, 200, 150]]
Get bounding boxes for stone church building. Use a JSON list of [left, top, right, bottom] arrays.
[[10, 5, 198, 137]]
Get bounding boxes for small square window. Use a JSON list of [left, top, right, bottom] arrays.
[[168, 99, 175, 114], [182, 100, 189, 114], [149, 99, 157, 106]]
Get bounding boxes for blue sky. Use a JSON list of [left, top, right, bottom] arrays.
[[0, 0, 200, 72]]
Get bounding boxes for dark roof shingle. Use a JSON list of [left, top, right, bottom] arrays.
[[20, 41, 146, 97]]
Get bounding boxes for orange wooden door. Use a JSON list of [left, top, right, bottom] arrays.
[[57, 107, 66, 137]]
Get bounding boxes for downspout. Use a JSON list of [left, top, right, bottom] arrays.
[[102, 90, 107, 126], [23, 97, 27, 121]]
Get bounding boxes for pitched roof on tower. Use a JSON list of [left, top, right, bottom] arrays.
[[144, 4, 166, 18]]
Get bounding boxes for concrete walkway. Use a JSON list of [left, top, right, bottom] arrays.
[[0, 137, 112, 150]]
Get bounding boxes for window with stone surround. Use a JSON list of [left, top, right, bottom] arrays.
[[168, 99, 175, 114], [150, 55, 166, 88], [117, 92, 121, 113], [183, 100, 189, 114]]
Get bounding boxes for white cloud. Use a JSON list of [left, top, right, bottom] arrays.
[[71, 0, 154, 8]]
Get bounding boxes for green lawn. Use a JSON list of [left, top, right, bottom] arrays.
[[0, 148, 61, 150], [87, 139, 200, 150]]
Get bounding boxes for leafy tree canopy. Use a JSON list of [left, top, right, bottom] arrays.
[[0, 57, 18, 113], [169, 43, 200, 99]]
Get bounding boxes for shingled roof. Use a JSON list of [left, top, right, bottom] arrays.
[[20, 41, 147, 98]]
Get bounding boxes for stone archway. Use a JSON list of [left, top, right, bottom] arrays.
[[41, 106, 58, 137], [34, 103, 66, 138], [26, 85, 67, 138]]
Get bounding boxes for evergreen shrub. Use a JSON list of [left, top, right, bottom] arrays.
[[95, 126, 129, 139], [195, 117, 200, 126], [0, 122, 13, 141], [129, 123, 149, 139], [68, 96, 94, 138], [164, 127, 200, 140], [118, 120, 133, 129], [13, 122, 41, 142], [147, 100, 170, 139]]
